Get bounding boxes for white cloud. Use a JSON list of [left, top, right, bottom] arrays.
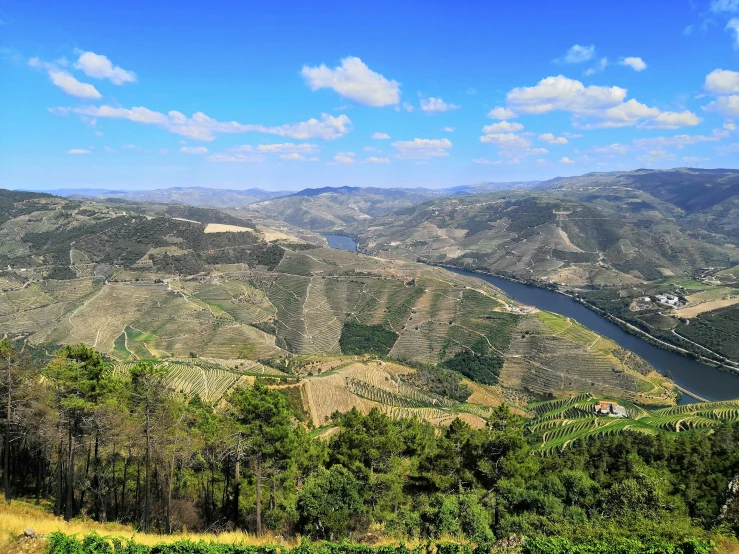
[[538, 133, 568, 145], [584, 57, 608, 76], [558, 44, 596, 64], [483, 121, 524, 133], [473, 158, 503, 165], [206, 145, 265, 163], [487, 106, 516, 119], [364, 146, 380, 152], [74, 51, 136, 85], [365, 156, 390, 164], [280, 153, 309, 161], [180, 146, 208, 154], [591, 143, 627, 155], [443, 127, 455, 132], [507, 75, 627, 115], [67, 148, 92, 154], [94, 130, 103, 137], [301, 56, 400, 107], [480, 132, 532, 148], [256, 143, 319, 154], [500, 75, 700, 129], [372, 132, 391, 139], [705, 69, 739, 94], [392, 138, 452, 159], [559, 157, 575, 164], [704, 95, 739, 117], [639, 110, 703, 129], [637, 149, 676, 163], [682, 156, 710, 162], [29, 58, 102, 99], [619, 57, 647, 71], [729, 18, 739, 46], [333, 152, 356, 164], [632, 133, 720, 150], [726, 122, 737, 131], [53, 105, 352, 141], [402, 102, 415, 112], [420, 97, 460, 112], [712, 0, 739, 12]]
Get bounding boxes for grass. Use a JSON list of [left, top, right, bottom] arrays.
[[0, 495, 294, 549]]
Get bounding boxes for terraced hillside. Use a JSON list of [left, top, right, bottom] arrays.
[[0, 188, 677, 407], [357, 192, 739, 287], [528, 394, 739, 455]]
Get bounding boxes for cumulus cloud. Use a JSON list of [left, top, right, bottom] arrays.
[[29, 58, 102, 99], [591, 143, 627, 155], [206, 145, 266, 163], [483, 121, 524, 133], [301, 56, 400, 107], [637, 149, 676, 163], [256, 143, 319, 154], [584, 57, 608, 76], [420, 97, 460, 112], [632, 133, 721, 150], [372, 132, 391, 139], [559, 156, 575, 164], [180, 146, 208, 154], [558, 44, 596, 64], [280, 153, 311, 161], [391, 138, 452, 159], [443, 127, 455, 132], [333, 152, 356, 164], [619, 57, 647, 71], [639, 111, 703, 129], [496, 75, 700, 129], [480, 132, 531, 149], [365, 156, 390, 164], [74, 51, 136, 85], [402, 102, 415, 112], [704, 95, 739, 117], [52, 105, 352, 141], [67, 148, 92, 154], [487, 107, 516, 119], [705, 69, 739, 94], [729, 19, 739, 46], [538, 133, 568, 145]]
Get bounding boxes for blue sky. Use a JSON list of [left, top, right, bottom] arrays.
[[2, 0, 739, 191]]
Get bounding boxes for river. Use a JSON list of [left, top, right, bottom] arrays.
[[323, 234, 739, 402]]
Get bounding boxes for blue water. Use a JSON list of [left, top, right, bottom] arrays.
[[323, 234, 739, 402], [324, 234, 357, 252]]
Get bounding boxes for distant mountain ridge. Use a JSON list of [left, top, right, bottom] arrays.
[[40, 186, 289, 208]]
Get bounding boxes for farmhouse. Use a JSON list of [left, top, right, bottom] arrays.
[[592, 401, 627, 418], [655, 294, 682, 307]]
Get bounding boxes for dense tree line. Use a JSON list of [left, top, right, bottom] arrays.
[[2, 339, 739, 544]]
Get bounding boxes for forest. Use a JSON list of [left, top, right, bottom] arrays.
[[1, 339, 739, 550]]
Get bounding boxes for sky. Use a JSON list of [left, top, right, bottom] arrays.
[[1, 0, 739, 191]]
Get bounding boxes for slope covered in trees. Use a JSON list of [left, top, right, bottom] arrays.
[[0, 341, 737, 549]]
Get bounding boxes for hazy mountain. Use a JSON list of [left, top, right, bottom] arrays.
[[48, 186, 289, 208]]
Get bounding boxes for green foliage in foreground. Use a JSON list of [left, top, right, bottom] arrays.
[[339, 321, 398, 356], [46, 532, 716, 554]]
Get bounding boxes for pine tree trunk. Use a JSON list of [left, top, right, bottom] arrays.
[[144, 412, 151, 532], [3, 359, 11, 504], [65, 428, 74, 521], [233, 434, 241, 527], [255, 454, 262, 535]]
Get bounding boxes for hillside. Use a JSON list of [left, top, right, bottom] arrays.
[[0, 188, 676, 413], [541, 168, 739, 239], [357, 192, 739, 286], [51, 186, 288, 208]]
